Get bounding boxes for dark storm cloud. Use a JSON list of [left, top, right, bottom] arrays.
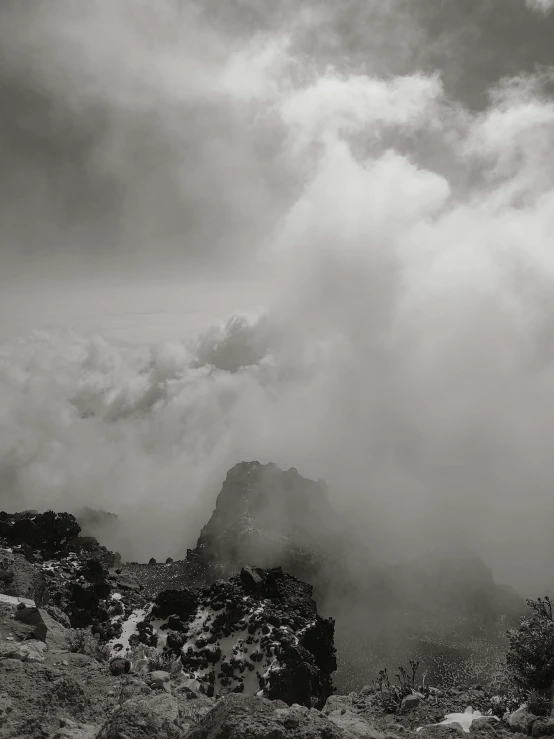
[[0, 0, 291, 281]]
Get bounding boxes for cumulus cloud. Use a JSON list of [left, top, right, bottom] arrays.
[[2, 1, 554, 595], [526, 0, 554, 14]]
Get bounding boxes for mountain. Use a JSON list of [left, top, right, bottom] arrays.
[[171, 462, 525, 692], [184, 461, 350, 590]]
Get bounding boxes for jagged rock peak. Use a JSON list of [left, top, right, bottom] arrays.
[[214, 462, 330, 531], [188, 462, 341, 584]]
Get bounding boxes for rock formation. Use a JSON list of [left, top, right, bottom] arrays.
[[184, 461, 349, 589], [112, 566, 336, 708]]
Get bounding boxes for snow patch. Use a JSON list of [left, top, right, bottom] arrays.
[[417, 707, 499, 734]]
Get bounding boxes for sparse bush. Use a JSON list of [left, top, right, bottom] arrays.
[[507, 596, 554, 696], [67, 628, 111, 663], [147, 649, 182, 675], [488, 662, 523, 713], [528, 689, 552, 717], [126, 644, 182, 675], [372, 660, 424, 712]]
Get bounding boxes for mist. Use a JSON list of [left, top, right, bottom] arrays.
[[2, 0, 554, 595]]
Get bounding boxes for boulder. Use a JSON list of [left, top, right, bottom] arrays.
[[45, 605, 72, 629], [111, 573, 142, 592], [147, 670, 171, 689], [146, 693, 179, 723], [469, 719, 505, 738], [40, 608, 69, 650], [97, 698, 182, 739], [532, 718, 554, 737], [470, 718, 502, 731], [240, 566, 265, 591], [0, 551, 48, 605], [174, 677, 202, 696], [509, 708, 538, 735], [176, 692, 215, 728], [400, 694, 420, 714], [184, 693, 351, 739], [151, 587, 198, 621], [323, 696, 354, 715], [418, 726, 466, 739], [327, 709, 385, 739], [22, 641, 48, 662], [109, 657, 131, 676], [0, 639, 46, 663], [14, 606, 48, 641]]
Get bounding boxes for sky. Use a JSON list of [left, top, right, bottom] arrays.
[[2, 0, 554, 592]]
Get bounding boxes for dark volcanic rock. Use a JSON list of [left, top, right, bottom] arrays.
[[152, 587, 199, 621], [0, 511, 81, 558], [14, 606, 48, 641], [149, 567, 336, 709]]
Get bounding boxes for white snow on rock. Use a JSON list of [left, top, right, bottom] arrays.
[[417, 707, 499, 734], [0, 594, 35, 607], [109, 607, 148, 654], [176, 600, 299, 696]]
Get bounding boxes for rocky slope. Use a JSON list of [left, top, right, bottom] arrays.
[[0, 502, 544, 739], [0, 462, 533, 739], [109, 566, 336, 707]]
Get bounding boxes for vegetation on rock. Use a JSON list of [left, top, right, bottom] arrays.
[[507, 596, 554, 712]]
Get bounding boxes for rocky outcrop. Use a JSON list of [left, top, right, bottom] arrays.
[[186, 462, 348, 588], [0, 549, 50, 606], [123, 566, 336, 709], [0, 511, 81, 558], [185, 693, 351, 739], [97, 696, 182, 739]]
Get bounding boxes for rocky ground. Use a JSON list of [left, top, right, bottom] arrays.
[[0, 533, 528, 739]]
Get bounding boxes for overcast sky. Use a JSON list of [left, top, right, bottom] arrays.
[[2, 1, 554, 591], [1, 0, 554, 287]]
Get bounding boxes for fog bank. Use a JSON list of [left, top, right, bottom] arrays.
[[1, 1, 554, 595]]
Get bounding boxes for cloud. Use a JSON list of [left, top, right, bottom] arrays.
[[2, 3, 554, 595], [526, 0, 554, 14]]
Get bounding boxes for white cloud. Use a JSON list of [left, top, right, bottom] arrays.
[[280, 71, 444, 152], [2, 14, 554, 593], [526, 0, 554, 14]]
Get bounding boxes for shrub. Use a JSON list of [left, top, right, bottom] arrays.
[[507, 596, 554, 694], [127, 644, 182, 675], [528, 690, 552, 717], [372, 661, 425, 712], [147, 649, 182, 675]]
